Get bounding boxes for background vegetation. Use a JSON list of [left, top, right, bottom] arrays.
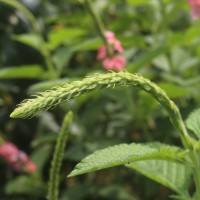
[[0, 0, 200, 199]]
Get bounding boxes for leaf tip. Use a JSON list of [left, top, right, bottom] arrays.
[[67, 174, 73, 178], [67, 171, 76, 178], [67, 168, 84, 178]]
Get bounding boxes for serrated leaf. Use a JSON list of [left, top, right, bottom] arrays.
[[0, 65, 49, 79], [126, 160, 191, 196], [186, 108, 200, 140], [68, 143, 186, 177]]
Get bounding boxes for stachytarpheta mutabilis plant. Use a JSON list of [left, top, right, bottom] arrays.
[[10, 71, 200, 200]]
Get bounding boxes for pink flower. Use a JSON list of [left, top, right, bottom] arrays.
[[26, 161, 37, 172], [105, 31, 116, 43], [96, 45, 107, 60], [113, 40, 124, 52], [0, 142, 37, 173], [188, 0, 200, 5], [0, 142, 19, 162], [188, 0, 200, 19], [103, 55, 126, 71], [96, 31, 126, 71], [104, 31, 124, 52]]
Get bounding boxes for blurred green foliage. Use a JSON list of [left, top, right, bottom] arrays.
[[0, 0, 200, 199]]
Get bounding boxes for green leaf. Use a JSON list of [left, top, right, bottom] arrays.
[[169, 25, 200, 47], [170, 47, 199, 72], [5, 176, 46, 196], [186, 108, 200, 140], [126, 160, 191, 196], [161, 73, 200, 87], [47, 28, 87, 50], [31, 144, 52, 174], [68, 143, 186, 177], [27, 78, 72, 94], [73, 37, 102, 50], [152, 55, 170, 72], [127, 45, 169, 72], [126, 0, 150, 6], [12, 34, 42, 52], [0, 65, 49, 79], [53, 47, 74, 70], [158, 82, 192, 98]]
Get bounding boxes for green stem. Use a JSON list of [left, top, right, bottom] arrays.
[[84, 0, 112, 56], [40, 44, 57, 79], [160, 1, 200, 194], [48, 111, 73, 200], [159, 3, 200, 196]]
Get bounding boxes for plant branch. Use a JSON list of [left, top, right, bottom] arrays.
[[84, 0, 112, 55]]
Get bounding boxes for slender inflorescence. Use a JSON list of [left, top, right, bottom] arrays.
[[48, 111, 73, 200], [10, 71, 191, 147]]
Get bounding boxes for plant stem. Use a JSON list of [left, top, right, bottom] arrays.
[[48, 112, 73, 200], [84, 0, 112, 56], [157, 5, 200, 195], [40, 44, 57, 79]]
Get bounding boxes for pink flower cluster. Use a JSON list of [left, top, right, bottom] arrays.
[[188, 0, 200, 19], [97, 31, 126, 71], [0, 142, 37, 173]]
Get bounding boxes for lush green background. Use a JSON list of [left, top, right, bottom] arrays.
[[0, 0, 200, 199]]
